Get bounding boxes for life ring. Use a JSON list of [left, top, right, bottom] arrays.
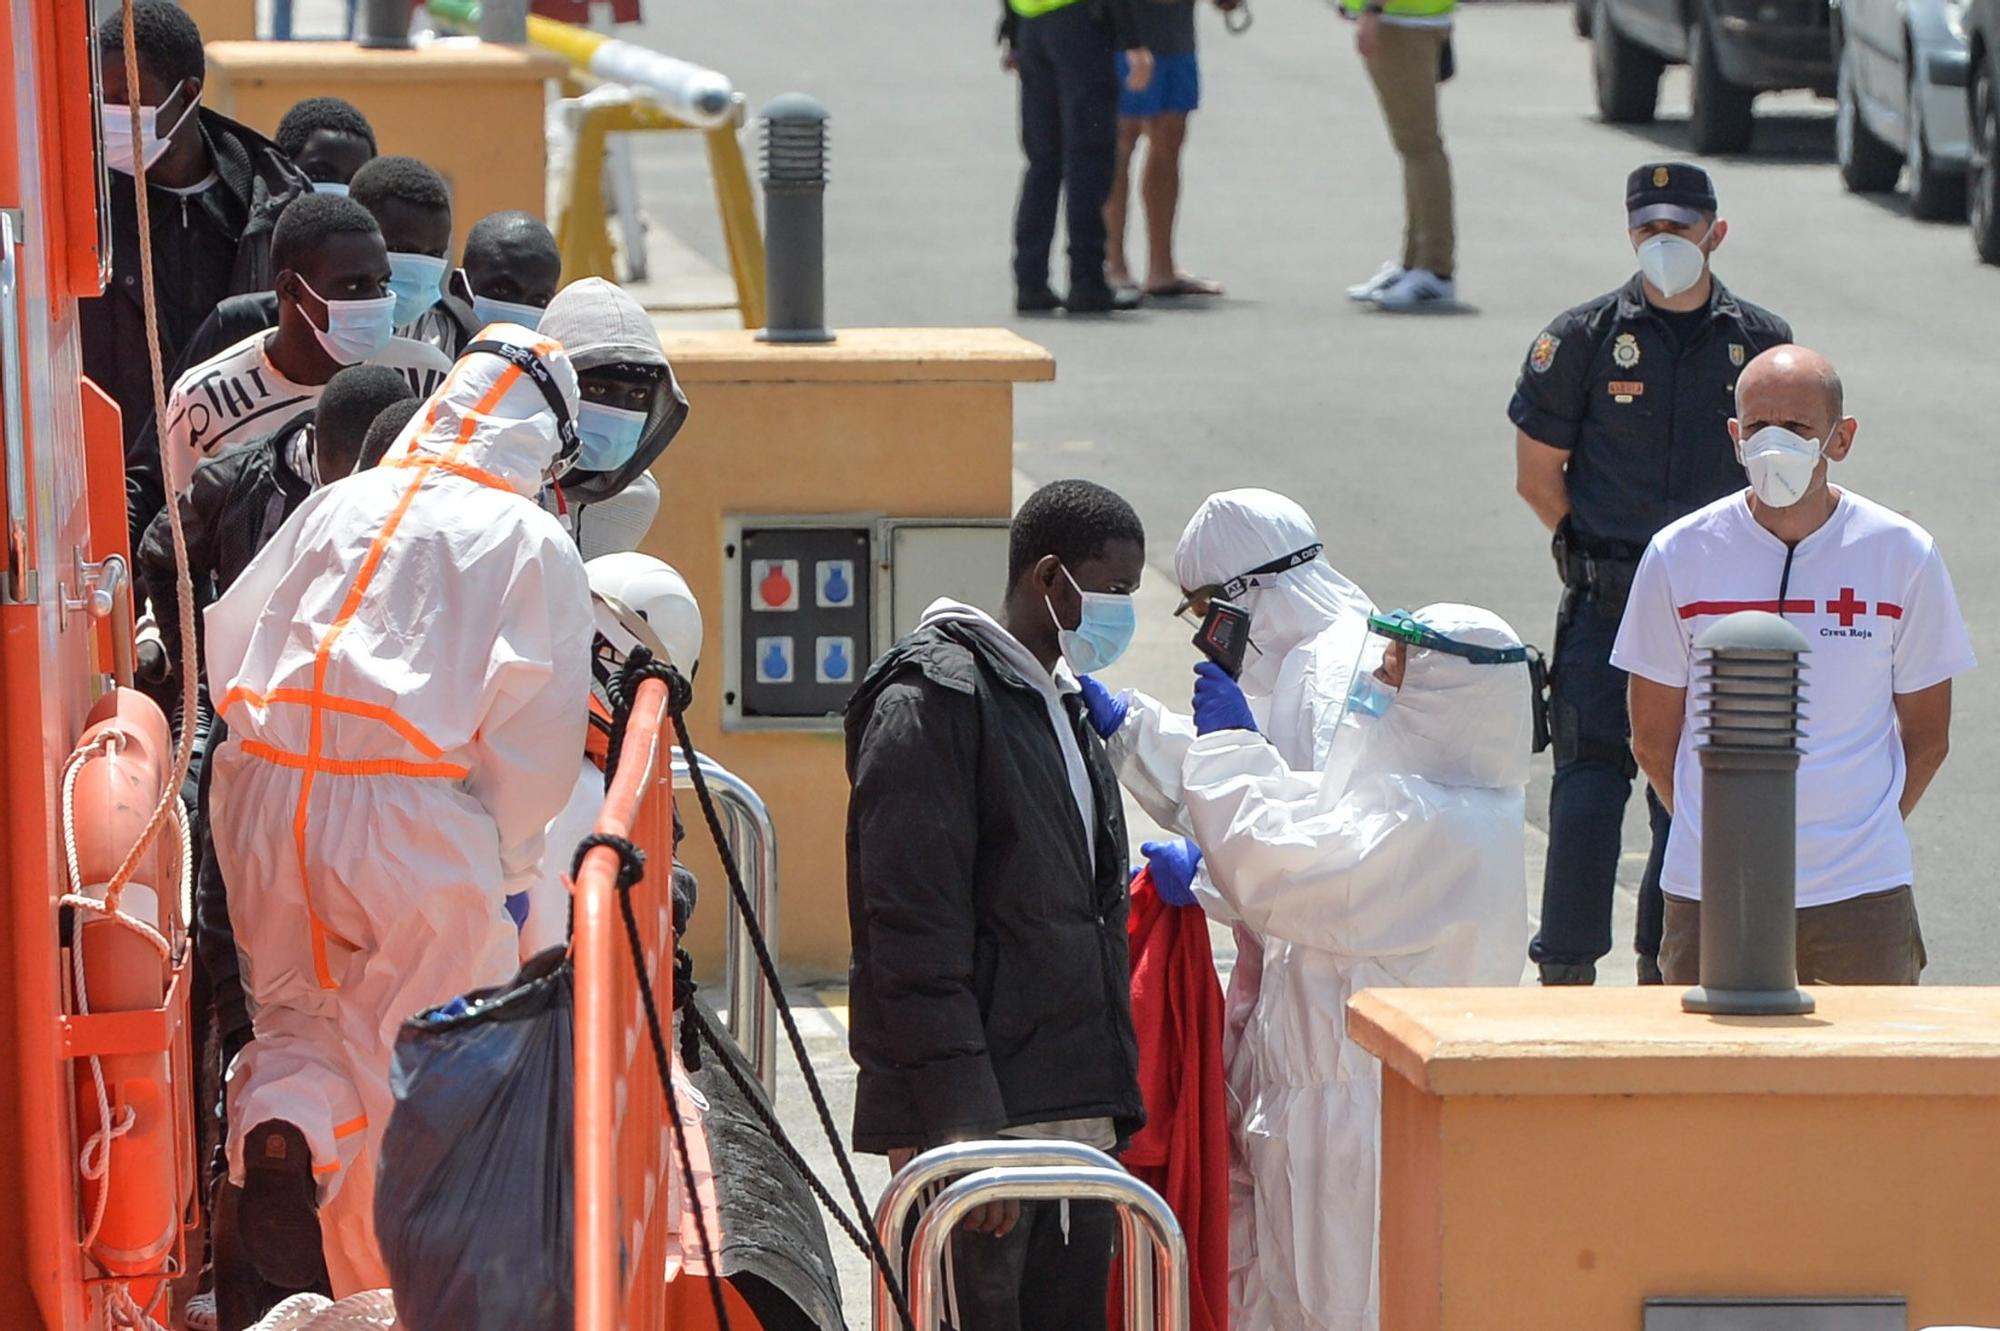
[[64, 687, 187, 1300]]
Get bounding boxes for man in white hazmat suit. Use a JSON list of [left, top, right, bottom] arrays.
[[204, 324, 592, 1312], [1076, 488, 1377, 1328], [1178, 604, 1532, 1331]]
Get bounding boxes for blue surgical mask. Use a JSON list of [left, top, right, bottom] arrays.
[[299, 279, 396, 366], [386, 251, 449, 328], [471, 291, 547, 332], [574, 400, 648, 473], [1346, 670, 1397, 720], [311, 179, 351, 196], [1049, 565, 1136, 674]]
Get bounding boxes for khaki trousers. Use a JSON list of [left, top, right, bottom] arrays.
[[1363, 23, 1455, 278], [1659, 885, 1927, 987]]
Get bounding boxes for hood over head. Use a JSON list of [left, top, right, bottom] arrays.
[[389, 322, 580, 497], [1175, 488, 1374, 696], [536, 277, 689, 505], [1363, 603, 1532, 790]]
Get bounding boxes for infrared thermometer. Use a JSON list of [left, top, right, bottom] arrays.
[[1193, 599, 1252, 680]]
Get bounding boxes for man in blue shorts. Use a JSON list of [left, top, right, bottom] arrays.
[[1105, 0, 1223, 301]]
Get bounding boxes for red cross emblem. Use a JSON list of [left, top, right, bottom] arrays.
[[1827, 587, 1866, 627]]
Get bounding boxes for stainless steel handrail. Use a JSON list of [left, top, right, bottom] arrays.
[[871, 1140, 1128, 1331], [902, 1165, 1189, 1331], [670, 749, 778, 1095], [1, 208, 33, 605]]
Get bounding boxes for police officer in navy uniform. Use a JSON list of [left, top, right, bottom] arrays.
[[1509, 163, 1792, 985]]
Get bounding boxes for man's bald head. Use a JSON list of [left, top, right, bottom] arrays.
[[1736, 344, 1844, 435]]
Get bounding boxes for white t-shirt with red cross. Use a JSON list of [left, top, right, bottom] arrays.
[[1611, 488, 1975, 908]]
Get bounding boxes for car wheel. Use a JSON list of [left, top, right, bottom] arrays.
[[1574, 0, 1594, 39], [1594, 0, 1663, 124], [1688, 14, 1756, 153], [1835, 35, 1903, 191], [1973, 62, 2000, 263], [1906, 58, 1968, 221]]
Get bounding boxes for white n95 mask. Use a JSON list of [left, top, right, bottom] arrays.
[[1740, 424, 1824, 508], [1636, 231, 1708, 299]]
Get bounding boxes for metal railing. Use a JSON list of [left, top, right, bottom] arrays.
[[872, 1141, 1189, 1331], [572, 675, 681, 1331], [672, 749, 778, 1096]]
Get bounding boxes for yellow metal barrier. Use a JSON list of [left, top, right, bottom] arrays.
[[426, 0, 766, 327], [557, 90, 768, 328]]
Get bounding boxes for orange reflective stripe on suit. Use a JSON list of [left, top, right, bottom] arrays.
[[220, 348, 553, 990]]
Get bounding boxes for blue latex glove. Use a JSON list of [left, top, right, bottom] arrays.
[[1141, 838, 1203, 908], [1078, 674, 1129, 739], [1192, 661, 1258, 736], [504, 891, 531, 930]]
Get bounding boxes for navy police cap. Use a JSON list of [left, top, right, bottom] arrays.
[[1625, 161, 1717, 227]]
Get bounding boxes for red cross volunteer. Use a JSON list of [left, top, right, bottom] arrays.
[[1612, 345, 1975, 986]]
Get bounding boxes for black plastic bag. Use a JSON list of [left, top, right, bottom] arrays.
[[376, 948, 574, 1331]]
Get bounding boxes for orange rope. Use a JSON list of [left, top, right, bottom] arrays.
[[101, 0, 199, 914]]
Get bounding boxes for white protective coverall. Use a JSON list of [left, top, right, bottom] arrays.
[[1106, 489, 1377, 1329], [205, 325, 592, 1294], [1182, 604, 1532, 1331]]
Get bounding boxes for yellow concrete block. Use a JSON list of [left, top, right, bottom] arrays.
[[183, 0, 256, 44], [1351, 987, 2000, 1330], [642, 328, 1054, 979], [201, 40, 565, 255]]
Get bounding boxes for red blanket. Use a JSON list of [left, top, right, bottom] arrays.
[[1111, 870, 1230, 1331]]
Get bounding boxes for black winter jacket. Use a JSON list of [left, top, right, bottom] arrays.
[[843, 619, 1144, 1153], [137, 415, 313, 694], [84, 112, 307, 544]]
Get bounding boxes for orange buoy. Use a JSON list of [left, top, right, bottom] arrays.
[[65, 687, 186, 1295]]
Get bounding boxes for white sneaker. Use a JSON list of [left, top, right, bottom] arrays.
[[1371, 268, 1457, 312], [1345, 261, 1405, 302], [184, 1292, 219, 1331]]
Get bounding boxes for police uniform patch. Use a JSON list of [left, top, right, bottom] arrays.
[[1730, 342, 1745, 367], [1612, 333, 1642, 369], [1530, 331, 1560, 373], [1653, 166, 1671, 188]]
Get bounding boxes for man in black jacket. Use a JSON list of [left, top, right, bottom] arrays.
[[845, 478, 1148, 1331], [86, 1, 307, 457]]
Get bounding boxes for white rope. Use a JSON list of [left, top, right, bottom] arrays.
[[105, 1281, 172, 1331], [59, 733, 189, 1254]]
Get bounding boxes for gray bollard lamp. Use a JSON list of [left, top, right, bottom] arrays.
[[757, 93, 834, 345], [1682, 609, 1815, 1016]]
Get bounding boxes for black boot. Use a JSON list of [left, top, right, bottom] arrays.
[[236, 1121, 330, 1292], [1537, 960, 1597, 986], [212, 1172, 330, 1331], [1637, 953, 1665, 985]]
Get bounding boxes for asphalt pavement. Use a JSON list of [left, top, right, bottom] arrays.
[[630, 0, 1999, 988]]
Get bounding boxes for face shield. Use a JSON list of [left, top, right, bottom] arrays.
[[1321, 608, 1532, 800]]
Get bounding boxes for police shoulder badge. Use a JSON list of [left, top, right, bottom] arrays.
[[1530, 331, 1560, 373], [1653, 166, 1671, 188], [1612, 332, 1642, 369], [1729, 342, 1746, 367]]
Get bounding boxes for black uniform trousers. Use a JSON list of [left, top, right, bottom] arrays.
[[1012, 1, 1119, 296], [1531, 586, 1668, 973]]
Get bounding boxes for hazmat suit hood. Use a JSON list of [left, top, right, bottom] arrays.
[[536, 277, 690, 505], [387, 322, 582, 499], [1364, 603, 1532, 791], [1174, 488, 1375, 697]]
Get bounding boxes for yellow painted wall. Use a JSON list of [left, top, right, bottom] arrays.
[[1356, 987, 2000, 1330], [183, 0, 256, 43], [641, 328, 1053, 979], [201, 41, 564, 255]]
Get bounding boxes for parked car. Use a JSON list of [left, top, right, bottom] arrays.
[[1591, 0, 1837, 154], [1969, 0, 2000, 259], [1832, 0, 1973, 220]]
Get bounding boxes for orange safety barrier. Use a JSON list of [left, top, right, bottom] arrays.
[[572, 675, 693, 1331]]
